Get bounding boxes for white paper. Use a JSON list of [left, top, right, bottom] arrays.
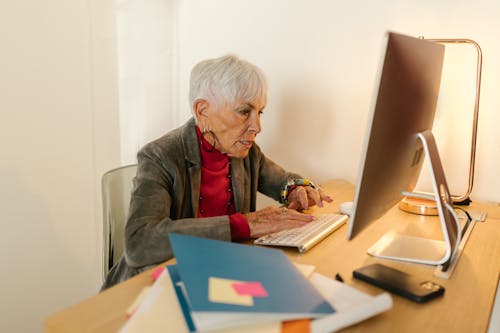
[[293, 262, 316, 278], [309, 272, 392, 333], [120, 270, 190, 333]]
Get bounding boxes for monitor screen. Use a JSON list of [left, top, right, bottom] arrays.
[[346, 32, 461, 268]]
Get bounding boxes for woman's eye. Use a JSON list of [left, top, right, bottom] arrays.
[[238, 108, 251, 116]]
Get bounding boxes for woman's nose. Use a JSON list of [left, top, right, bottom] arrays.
[[248, 111, 262, 134]]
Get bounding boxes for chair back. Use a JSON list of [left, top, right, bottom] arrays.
[[101, 164, 137, 280]]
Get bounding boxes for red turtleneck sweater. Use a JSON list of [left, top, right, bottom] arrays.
[[196, 127, 250, 240]]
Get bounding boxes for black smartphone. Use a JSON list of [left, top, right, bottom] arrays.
[[353, 263, 445, 303]]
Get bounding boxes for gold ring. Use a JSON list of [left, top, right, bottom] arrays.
[[281, 206, 287, 214]]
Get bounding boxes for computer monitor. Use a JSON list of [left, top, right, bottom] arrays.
[[347, 32, 461, 270]]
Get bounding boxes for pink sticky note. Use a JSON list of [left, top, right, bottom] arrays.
[[232, 281, 268, 297], [151, 266, 165, 281]]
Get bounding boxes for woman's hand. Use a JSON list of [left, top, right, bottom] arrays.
[[287, 186, 333, 211], [245, 206, 315, 238]]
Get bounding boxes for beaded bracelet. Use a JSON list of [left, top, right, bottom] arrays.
[[280, 178, 316, 205]]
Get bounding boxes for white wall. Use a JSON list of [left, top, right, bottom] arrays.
[[116, 0, 179, 165], [131, 0, 500, 203], [0, 1, 119, 332]]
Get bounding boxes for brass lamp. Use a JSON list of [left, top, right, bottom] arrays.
[[399, 38, 483, 215]]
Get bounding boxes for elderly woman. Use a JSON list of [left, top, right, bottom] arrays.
[[102, 54, 332, 289]]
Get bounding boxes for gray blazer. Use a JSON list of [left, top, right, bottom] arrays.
[[101, 117, 301, 289]]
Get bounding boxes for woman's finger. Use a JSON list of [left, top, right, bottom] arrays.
[[295, 186, 309, 210], [287, 201, 300, 210], [280, 206, 315, 222], [304, 186, 322, 207], [319, 188, 334, 203]]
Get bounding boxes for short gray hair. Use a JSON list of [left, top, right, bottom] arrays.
[[189, 54, 268, 112]]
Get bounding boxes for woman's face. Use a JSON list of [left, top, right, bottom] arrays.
[[198, 98, 264, 158]]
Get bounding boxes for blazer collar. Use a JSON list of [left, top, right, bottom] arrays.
[[180, 118, 202, 215], [181, 117, 202, 166], [230, 157, 246, 212]]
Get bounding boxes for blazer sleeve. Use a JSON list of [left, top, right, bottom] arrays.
[[252, 144, 302, 203]]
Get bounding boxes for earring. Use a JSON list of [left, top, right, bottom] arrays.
[[201, 128, 217, 152]]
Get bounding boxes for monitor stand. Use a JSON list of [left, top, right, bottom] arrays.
[[367, 130, 462, 274]]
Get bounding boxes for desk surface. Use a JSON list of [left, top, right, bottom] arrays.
[[45, 179, 500, 333]]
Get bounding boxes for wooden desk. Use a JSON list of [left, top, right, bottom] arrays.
[[45, 179, 500, 333]]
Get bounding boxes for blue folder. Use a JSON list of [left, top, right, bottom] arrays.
[[168, 233, 335, 331]]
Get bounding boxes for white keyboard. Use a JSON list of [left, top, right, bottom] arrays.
[[254, 213, 348, 253]]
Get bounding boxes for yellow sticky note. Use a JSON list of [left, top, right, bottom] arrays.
[[208, 277, 254, 306]]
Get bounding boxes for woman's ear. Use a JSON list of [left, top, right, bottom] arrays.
[[193, 99, 209, 121]]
